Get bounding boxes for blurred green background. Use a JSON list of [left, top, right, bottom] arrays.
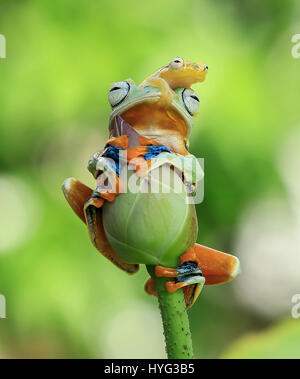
[[0, 0, 300, 359]]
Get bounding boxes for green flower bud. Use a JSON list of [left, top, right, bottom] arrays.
[[102, 166, 198, 267]]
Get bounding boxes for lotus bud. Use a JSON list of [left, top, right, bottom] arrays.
[[102, 165, 198, 267]]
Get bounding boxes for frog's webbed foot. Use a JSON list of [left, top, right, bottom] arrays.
[[62, 178, 93, 222], [62, 177, 139, 275], [140, 77, 173, 108]]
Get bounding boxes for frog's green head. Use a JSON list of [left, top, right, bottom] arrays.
[[107, 80, 200, 151]]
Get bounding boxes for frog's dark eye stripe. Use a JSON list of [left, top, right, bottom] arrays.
[[109, 86, 121, 92], [108, 81, 130, 108], [182, 88, 200, 116]]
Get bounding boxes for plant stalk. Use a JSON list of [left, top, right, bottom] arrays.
[[147, 265, 194, 359]]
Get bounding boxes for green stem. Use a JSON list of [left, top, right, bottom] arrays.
[[147, 265, 194, 359]]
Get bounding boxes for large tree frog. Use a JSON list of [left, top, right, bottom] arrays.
[[62, 57, 240, 308]]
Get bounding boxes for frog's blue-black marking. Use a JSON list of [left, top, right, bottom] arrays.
[[177, 261, 198, 274], [109, 86, 121, 92], [102, 145, 123, 176], [144, 145, 171, 161], [175, 261, 203, 283], [102, 143, 170, 175]]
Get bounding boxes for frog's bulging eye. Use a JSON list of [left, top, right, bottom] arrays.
[[182, 88, 200, 116], [169, 57, 184, 70], [108, 81, 130, 107]]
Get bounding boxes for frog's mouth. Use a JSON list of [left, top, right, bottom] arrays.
[[109, 94, 193, 141]]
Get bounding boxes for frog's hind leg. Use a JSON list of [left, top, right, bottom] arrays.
[[181, 244, 240, 285], [151, 259, 206, 309], [155, 243, 240, 308], [162, 261, 206, 309], [62, 177, 139, 275], [140, 77, 173, 108]]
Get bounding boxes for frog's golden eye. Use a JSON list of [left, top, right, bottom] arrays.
[[108, 81, 130, 108], [182, 88, 200, 116], [169, 57, 184, 70]]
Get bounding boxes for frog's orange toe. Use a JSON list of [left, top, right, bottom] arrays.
[[165, 281, 186, 293], [155, 265, 178, 278], [181, 243, 241, 285]]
